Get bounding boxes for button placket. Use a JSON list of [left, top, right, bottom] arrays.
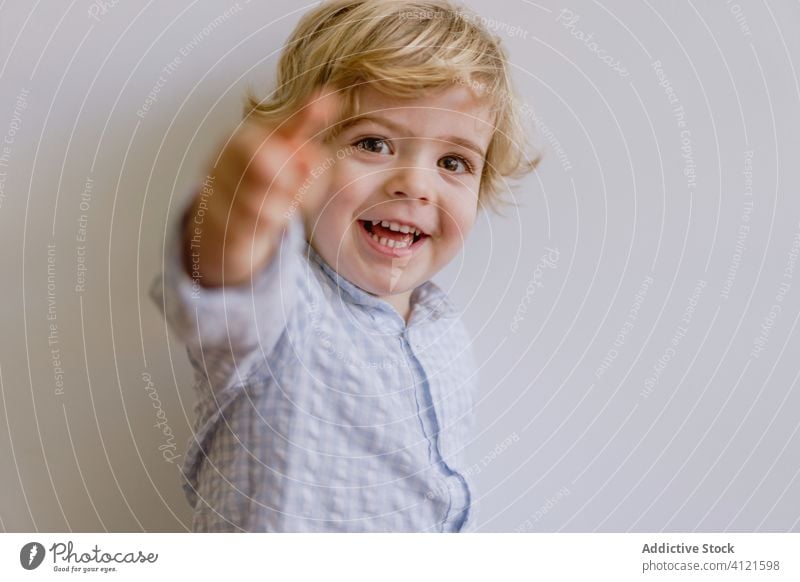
[[411, 327, 474, 531], [406, 328, 473, 530], [408, 327, 451, 460]]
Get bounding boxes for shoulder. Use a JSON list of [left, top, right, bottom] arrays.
[[412, 283, 477, 370]]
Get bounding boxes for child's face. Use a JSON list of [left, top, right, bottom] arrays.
[[304, 84, 494, 309]]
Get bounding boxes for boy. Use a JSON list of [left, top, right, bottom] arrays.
[[150, 0, 534, 532]]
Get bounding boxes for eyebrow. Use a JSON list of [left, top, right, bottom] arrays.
[[339, 114, 488, 159]]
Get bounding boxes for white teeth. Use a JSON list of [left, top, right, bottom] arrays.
[[371, 219, 423, 235], [369, 232, 411, 249]]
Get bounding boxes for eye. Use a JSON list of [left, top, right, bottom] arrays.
[[354, 137, 391, 155], [438, 154, 473, 174]]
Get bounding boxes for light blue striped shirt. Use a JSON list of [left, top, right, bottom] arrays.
[[150, 204, 479, 532]]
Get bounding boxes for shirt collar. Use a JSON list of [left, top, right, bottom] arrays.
[[304, 242, 459, 327]]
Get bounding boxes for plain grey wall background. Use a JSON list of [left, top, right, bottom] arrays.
[[1, 0, 799, 532]]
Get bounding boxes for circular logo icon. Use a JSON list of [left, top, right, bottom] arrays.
[[20, 542, 45, 570]]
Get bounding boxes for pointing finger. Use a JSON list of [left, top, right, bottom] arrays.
[[275, 85, 340, 144]]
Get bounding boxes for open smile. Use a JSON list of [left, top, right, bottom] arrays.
[[358, 219, 429, 257]]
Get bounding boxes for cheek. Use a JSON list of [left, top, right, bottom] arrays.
[[327, 162, 378, 212], [330, 158, 368, 201], [441, 197, 478, 244], [315, 167, 371, 238]]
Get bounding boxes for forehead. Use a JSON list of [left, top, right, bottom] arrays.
[[343, 84, 495, 146]]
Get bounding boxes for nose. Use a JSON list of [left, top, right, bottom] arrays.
[[382, 164, 433, 203]]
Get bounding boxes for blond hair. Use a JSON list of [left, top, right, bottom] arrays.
[[244, 0, 537, 213]]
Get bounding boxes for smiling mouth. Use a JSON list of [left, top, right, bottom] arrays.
[[359, 219, 429, 250]]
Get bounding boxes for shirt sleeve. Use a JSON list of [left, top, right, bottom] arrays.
[[149, 199, 307, 393]]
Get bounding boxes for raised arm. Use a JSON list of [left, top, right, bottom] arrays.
[[150, 89, 338, 390]]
